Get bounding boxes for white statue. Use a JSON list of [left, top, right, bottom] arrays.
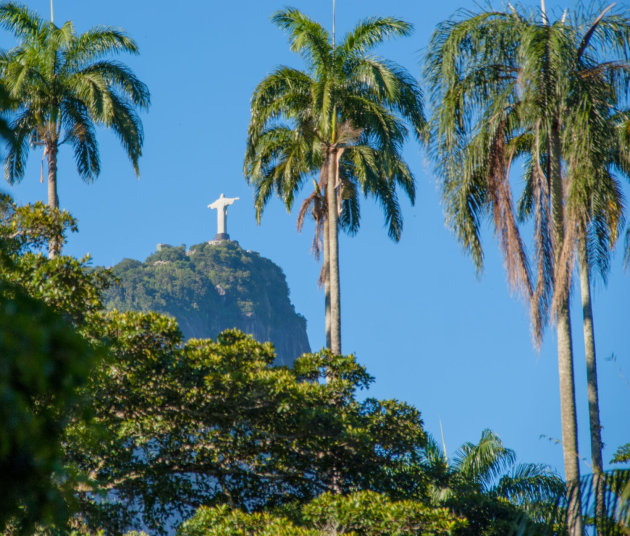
[[208, 193, 239, 239]]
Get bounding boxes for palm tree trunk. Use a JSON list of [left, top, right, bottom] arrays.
[[47, 141, 60, 259], [549, 123, 582, 536], [324, 216, 332, 349], [327, 147, 341, 354], [578, 235, 604, 533], [556, 300, 582, 535]]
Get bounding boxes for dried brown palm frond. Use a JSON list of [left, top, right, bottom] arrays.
[[486, 127, 542, 341], [336, 120, 363, 146], [297, 185, 327, 258]]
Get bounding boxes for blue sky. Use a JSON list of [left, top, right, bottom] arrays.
[[11, 0, 629, 477]]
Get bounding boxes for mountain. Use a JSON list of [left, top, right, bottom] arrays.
[[102, 240, 310, 366]]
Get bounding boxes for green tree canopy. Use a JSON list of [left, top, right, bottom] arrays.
[[67, 319, 427, 533], [178, 491, 463, 536], [0, 204, 98, 532]]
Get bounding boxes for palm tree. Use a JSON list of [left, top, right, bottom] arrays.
[[428, 3, 630, 530], [244, 7, 425, 354], [0, 2, 150, 257], [426, 6, 603, 534], [421, 430, 564, 536], [518, 11, 630, 532], [556, 12, 630, 529]]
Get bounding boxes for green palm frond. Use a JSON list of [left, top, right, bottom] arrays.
[[106, 92, 143, 175], [0, 2, 44, 44], [454, 429, 517, 493], [65, 27, 139, 67], [341, 16, 412, 56], [271, 8, 332, 74], [4, 107, 37, 183], [518, 469, 630, 536], [75, 61, 150, 109], [60, 97, 99, 181], [495, 463, 564, 506]]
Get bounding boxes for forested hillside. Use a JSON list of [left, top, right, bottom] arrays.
[[103, 241, 310, 366]]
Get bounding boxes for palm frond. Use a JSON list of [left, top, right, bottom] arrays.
[[61, 98, 99, 181], [271, 8, 331, 74], [454, 429, 517, 493], [74, 61, 150, 109], [65, 27, 139, 67], [0, 2, 44, 44], [4, 107, 37, 184], [342, 17, 412, 56], [518, 469, 630, 536]]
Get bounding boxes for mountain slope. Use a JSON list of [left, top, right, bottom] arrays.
[[103, 241, 310, 366]]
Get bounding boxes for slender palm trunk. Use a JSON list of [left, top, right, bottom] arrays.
[[324, 216, 332, 349], [556, 300, 582, 534], [327, 147, 341, 354], [550, 124, 582, 536], [578, 235, 604, 532], [47, 141, 60, 259]]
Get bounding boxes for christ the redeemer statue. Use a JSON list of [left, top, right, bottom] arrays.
[[208, 193, 239, 241]]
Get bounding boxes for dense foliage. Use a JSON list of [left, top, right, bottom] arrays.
[[0, 2, 628, 535], [0, 197, 100, 532], [69, 320, 427, 533], [179, 491, 463, 536]]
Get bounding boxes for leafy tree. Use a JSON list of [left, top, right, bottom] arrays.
[[0, 2, 150, 256], [0, 218, 96, 532], [178, 491, 463, 536], [245, 8, 425, 353], [66, 320, 427, 533], [0, 194, 110, 323], [178, 505, 316, 536], [612, 445, 630, 466]]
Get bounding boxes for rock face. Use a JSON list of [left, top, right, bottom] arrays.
[[103, 241, 310, 366]]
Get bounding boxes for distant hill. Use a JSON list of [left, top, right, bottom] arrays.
[[102, 240, 310, 366]]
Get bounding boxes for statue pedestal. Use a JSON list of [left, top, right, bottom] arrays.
[[209, 235, 239, 246]]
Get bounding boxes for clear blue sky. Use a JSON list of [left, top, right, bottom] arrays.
[[10, 0, 629, 477]]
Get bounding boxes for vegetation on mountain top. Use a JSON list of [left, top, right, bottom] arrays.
[[103, 240, 310, 366]]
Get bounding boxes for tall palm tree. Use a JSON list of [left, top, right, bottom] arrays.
[[518, 11, 630, 532], [553, 11, 630, 529], [428, 4, 630, 531], [244, 8, 425, 354], [427, 7, 597, 535], [0, 2, 150, 257]]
